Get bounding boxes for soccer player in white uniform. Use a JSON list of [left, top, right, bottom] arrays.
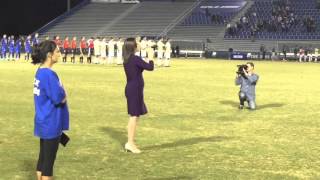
[[308, 48, 313, 62], [100, 37, 107, 64], [108, 37, 115, 64], [164, 38, 172, 67], [135, 36, 141, 56], [147, 39, 156, 61], [93, 37, 101, 64], [116, 38, 124, 65], [157, 38, 164, 66], [299, 48, 305, 62], [314, 48, 319, 62], [140, 37, 147, 59]]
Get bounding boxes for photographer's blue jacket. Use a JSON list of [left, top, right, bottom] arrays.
[[33, 68, 69, 139], [235, 74, 259, 101]]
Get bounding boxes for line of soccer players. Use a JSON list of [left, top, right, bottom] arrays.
[[1, 33, 173, 66], [0, 33, 40, 61], [51, 35, 172, 66], [298, 47, 319, 62]]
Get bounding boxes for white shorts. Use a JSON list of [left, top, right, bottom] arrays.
[[94, 50, 100, 56], [101, 51, 106, 58], [117, 51, 122, 58], [165, 52, 171, 59], [141, 50, 147, 58], [158, 51, 163, 59], [109, 50, 114, 58]]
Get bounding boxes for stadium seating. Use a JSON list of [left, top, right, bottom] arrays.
[[39, 1, 196, 38], [36, 0, 320, 53], [224, 0, 320, 40], [181, 0, 247, 26]]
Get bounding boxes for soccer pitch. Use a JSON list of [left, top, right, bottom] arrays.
[[0, 59, 319, 179]]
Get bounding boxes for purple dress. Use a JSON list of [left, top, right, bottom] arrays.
[[124, 55, 154, 117]]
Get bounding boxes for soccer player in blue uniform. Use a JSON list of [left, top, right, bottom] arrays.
[[25, 35, 32, 61], [1, 34, 8, 60], [8, 36, 15, 60], [32, 40, 69, 180], [32, 33, 40, 47], [15, 37, 22, 60]]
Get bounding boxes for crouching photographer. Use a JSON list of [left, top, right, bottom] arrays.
[[235, 62, 259, 110]]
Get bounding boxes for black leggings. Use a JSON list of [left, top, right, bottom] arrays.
[[36, 136, 60, 176]]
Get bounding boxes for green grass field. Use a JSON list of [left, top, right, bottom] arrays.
[[0, 59, 320, 180]]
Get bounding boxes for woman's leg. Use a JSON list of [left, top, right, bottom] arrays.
[[125, 116, 142, 153], [41, 137, 60, 180], [36, 139, 44, 180], [127, 116, 138, 145]]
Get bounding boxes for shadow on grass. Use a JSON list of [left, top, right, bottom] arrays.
[[100, 127, 234, 151], [142, 176, 193, 180], [100, 127, 126, 146], [219, 100, 239, 107], [148, 114, 188, 120], [21, 159, 36, 180], [143, 136, 234, 151], [220, 100, 285, 110], [257, 103, 285, 110]]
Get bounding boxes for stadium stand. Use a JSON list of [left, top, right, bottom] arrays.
[[225, 0, 320, 40], [36, 0, 320, 55], [39, 0, 197, 38]]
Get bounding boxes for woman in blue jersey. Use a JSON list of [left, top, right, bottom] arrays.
[[32, 40, 69, 180], [15, 37, 22, 60], [1, 34, 8, 60], [8, 36, 15, 60], [25, 35, 32, 61]]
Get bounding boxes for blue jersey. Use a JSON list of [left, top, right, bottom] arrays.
[[9, 39, 15, 53], [25, 39, 32, 53], [32, 37, 40, 46], [33, 68, 69, 139], [15, 40, 22, 53], [1, 38, 7, 51]]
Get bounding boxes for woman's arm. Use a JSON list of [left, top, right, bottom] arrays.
[[136, 57, 154, 71], [47, 72, 67, 105]]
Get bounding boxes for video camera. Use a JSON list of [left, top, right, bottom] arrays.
[[236, 64, 248, 78]]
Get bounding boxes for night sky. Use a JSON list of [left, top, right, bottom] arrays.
[[0, 0, 82, 36]]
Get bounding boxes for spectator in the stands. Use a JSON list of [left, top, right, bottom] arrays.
[[260, 44, 266, 60], [228, 48, 233, 60], [271, 47, 277, 61], [175, 46, 180, 58], [293, 46, 299, 60], [205, 8, 210, 17], [282, 45, 288, 61]]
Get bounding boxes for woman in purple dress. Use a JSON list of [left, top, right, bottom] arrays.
[[123, 38, 154, 154]]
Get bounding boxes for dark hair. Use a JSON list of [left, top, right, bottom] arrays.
[[31, 40, 57, 65], [246, 62, 254, 68], [123, 38, 137, 64]]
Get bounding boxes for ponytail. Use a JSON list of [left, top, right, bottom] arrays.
[[31, 40, 57, 65]]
